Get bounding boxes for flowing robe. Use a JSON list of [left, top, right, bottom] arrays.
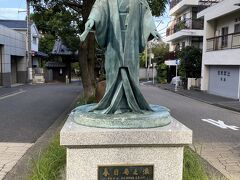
[[89, 0, 157, 114]]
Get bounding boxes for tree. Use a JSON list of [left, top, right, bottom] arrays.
[[150, 43, 169, 83], [177, 46, 202, 88], [30, 0, 168, 98]]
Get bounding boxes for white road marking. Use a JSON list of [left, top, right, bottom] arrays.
[[0, 90, 26, 100], [202, 119, 239, 131]]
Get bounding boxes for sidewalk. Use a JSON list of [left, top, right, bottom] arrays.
[[156, 83, 240, 180], [157, 83, 240, 113]]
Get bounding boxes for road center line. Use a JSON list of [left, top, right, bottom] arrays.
[[0, 90, 26, 100]]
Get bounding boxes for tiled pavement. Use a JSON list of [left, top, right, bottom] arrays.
[[193, 143, 240, 180], [0, 143, 33, 179]]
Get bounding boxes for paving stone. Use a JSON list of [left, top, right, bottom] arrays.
[[226, 165, 240, 172], [0, 143, 32, 177]]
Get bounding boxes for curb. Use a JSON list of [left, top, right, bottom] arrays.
[[157, 85, 240, 113], [3, 93, 82, 180]]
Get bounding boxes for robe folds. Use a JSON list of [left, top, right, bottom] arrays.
[[88, 0, 157, 114]]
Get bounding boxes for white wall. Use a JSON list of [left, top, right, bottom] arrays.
[[31, 24, 39, 52], [200, 3, 240, 92], [139, 68, 157, 80], [170, 0, 199, 16], [14, 24, 39, 52]]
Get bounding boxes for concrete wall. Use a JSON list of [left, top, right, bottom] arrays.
[[0, 25, 26, 87], [139, 68, 157, 80]]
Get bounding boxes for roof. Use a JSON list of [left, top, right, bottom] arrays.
[[0, 20, 30, 29], [32, 51, 48, 58], [52, 39, 73, 56], [45, 61, 66, 68]]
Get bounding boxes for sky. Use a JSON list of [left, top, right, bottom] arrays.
[[0, 0, 171, 40], [0, 0, 26, 20]]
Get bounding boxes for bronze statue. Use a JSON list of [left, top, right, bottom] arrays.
[[80, 0, 161, 114]]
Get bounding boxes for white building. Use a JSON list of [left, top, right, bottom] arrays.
[[166, 0, 205, 52], [0, 25, 26, 87], [0, 20, 47, 68], [198, 0, 240, 99]]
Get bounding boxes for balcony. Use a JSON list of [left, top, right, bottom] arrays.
[[166, 19, 204, 36], [198, 0, 223, 12], [206, 33, 240, 51], [169, 0, 199, 16], [170, 0, 183, 9]]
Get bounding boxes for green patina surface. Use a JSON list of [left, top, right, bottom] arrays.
[[78, 0, 170, 128], [72, 104, 172, 129], [81, 0, 161, 115]]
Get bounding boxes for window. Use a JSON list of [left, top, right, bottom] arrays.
[[33, 37, 37, 44], [182, 42, 185, 49], [234, 23, 240, 33], [221, 27, 228, 48]]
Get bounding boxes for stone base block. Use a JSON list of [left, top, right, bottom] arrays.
[[61, 115, 192, 180]]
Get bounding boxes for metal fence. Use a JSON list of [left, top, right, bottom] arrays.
[[206, 33, 240, 51]]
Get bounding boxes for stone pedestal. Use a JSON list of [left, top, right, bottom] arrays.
[[60, 116, 192, 180]]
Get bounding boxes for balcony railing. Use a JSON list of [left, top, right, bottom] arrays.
[[198, 0, 223, 11], [206, 32, 240, 51], [170, 0, 182, 9], [166, 18, 204, 37]]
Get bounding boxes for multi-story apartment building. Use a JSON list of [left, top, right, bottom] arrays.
[[198, 0, 240, 99], [166, 0, 205, 52]]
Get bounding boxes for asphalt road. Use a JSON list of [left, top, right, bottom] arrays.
[[141, 85, 240, 145], [0, 82, 82, 143]]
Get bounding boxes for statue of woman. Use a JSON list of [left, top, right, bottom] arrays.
[[80, 0, 161, 114]]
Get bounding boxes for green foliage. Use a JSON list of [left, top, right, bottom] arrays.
[[31, 0, 169, 54], [27, 135, 66, 180], [147, 0, 169, 16], [150, 43, 169, 83], [28, 95, 97, 180], [152, 43, 169, 64], [139, 51, 147, 68], [157, 63, 168, 83], [39, 34, 56, 54], [178, 46, 202, 79], [183, 147, 208, 180]]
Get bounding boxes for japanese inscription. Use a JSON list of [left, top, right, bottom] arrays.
[[98, 165, 154, 180]]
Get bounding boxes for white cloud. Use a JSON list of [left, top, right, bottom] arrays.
[[0, 8, 26, 20]]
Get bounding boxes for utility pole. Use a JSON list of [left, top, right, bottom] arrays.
[[26, 0, 32, 82], [147, 46, 152, 81]]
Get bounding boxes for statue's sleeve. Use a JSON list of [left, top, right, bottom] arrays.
[[88, 0, 109, 48], [140, 1, 157, 52]]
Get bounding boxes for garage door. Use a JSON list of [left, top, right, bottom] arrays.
[[209, 66, 239, 99]]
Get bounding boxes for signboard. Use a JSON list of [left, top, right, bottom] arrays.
[[175, 59, 180, 65], [98, 165, 154, 180], [165, 60, 180, 66]]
